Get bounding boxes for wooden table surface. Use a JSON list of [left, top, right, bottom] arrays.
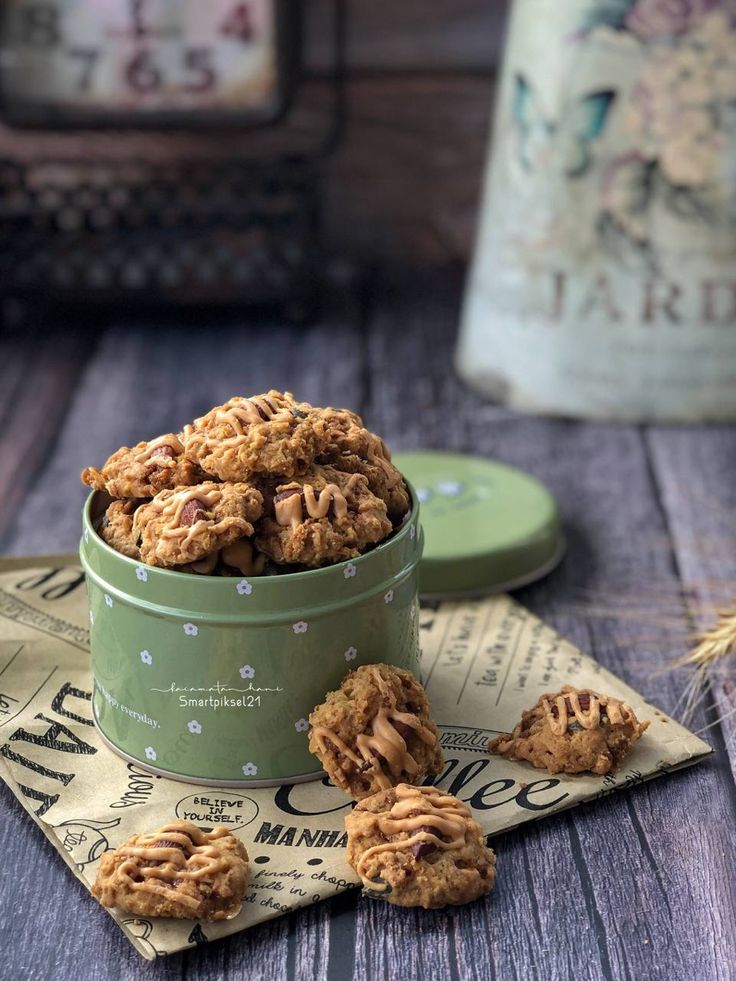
[[2, 265, 735, 981]]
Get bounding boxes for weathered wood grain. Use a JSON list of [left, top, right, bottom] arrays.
[[305, 0, 509, 72], [645, 427, 736, 780], [0, 322, 96, 550], [357, 266, 736, 981], [1, 282, 365, 555], [2, 266, 736, 981]]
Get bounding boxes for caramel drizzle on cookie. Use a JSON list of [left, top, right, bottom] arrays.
[[542, 689, 634, 736], [312, 668, 437, 790], [135, 487, 234, 547], [134, 434, 184, 464], [363, 433, 403, 489], [218, 393, 292, 430], [101, 821, 239, 912], [355, 785, 470, 891], [275, 483, 347, 528]]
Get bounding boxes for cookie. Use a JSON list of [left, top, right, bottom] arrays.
[[82, 433, 202, 499], [316, 408, 410, 525], [99, 499, 146, 559], [489, 685, 650, 776], [308, 663, 444, 799], [183, 391, 328, 482], [92, 820, 249, 921], [134, 482, 263, 568], [345, 784, 496, 908], [180, 540, 268, 577], [256, 464, 392, 568]]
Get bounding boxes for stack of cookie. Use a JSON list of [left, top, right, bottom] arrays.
[[81, 391, 410, 575], [308, 663, 498, 909]]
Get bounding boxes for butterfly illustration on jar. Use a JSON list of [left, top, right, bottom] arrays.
[[501, 70, 617, 260]]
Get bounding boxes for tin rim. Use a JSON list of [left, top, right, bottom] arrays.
[[82, 482, 420, 588]]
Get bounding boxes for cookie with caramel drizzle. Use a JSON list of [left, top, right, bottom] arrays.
[[182, 390, 329, 481], [256, 464, 392, 568], [92, 820, 249, 921], [345, 784, 496, 908], [134, 481, 263, 568], [308, 664, 444, 800], [489, 684, 650, 776], [82, 433, 203, 500], [315, 407, 410, 525], [99, 498, 147, 559]]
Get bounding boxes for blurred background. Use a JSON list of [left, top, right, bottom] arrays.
[[0, 0, 511, 556]]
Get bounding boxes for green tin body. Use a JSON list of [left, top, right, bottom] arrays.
[[80, 491, 423, 787]]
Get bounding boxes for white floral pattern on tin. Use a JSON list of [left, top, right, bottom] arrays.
[[294, 718, 309, 733], [384, 590, 394, 604], [104, 594, 113, 608], [83, 528, 89, 543], [409, 525, 416, 540], [135, 566, 148, 583], [436, 480, 463, 497], [144, 747, 157, 761], [242, 762, 258, 777], [89, 610, 94, 626], [239, 665, 255, 680], [344, 646, 358, 662], [292, 621, 308, 634], [187, 720, 202, 735], [236, 579, 253, 596], [183, 622, 199, 637], [343, 562, 357, 579], [140, 650, 153, 665], [410, 606, 416, 620]]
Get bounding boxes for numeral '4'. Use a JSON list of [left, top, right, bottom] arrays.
[[220, 3, 255, 42]]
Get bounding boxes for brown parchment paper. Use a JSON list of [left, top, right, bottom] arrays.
[[0, 555, 711, 959]]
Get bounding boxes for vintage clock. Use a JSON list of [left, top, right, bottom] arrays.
[[0, 0, 343, 319], [0, 0, 297, 127]]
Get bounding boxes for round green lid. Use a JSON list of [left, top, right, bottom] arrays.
[[393, 451, 565, 598]]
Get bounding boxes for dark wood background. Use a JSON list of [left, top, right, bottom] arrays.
[[2, 2, 736, 979], [0, 0, 509, 265]]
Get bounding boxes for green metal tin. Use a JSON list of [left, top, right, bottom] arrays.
[[80, 489, 423, 788]]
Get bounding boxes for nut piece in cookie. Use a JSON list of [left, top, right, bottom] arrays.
[[308, 663, 444, 799], [81, 433, 202, 499], [135, 482, 263, 568], [256, 464, 392, 568], [345, 784, 496, 908], [92, 820, 249, 921], [183, 391, 328, 481], [99, 499, 146, 559], [489, 685, 650, 776], [316, 408, 410, 525]]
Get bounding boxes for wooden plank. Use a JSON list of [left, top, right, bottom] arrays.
[[2, 279, 366, 556], [359, 266, 736, 981], [306, 0, 509, 72], [0, 322, 96, 551], [644, 427, 736, 779], [328, 76, 493, 263]]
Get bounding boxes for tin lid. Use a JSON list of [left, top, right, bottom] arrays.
[[393, 451, 564, 598]]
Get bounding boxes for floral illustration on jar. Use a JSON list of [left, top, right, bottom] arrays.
[[506, 0, 736, 268], [597, 2, 736, 261]]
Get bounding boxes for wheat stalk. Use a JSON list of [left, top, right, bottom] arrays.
[[670, 605, 736, 729], [675, 607, 736, 669]]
